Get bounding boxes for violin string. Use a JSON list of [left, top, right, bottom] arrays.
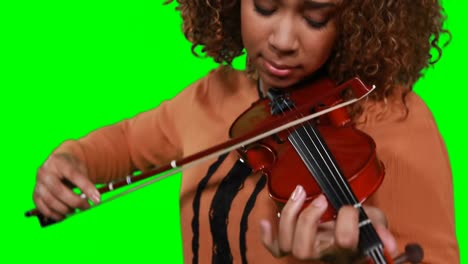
[[292, 116, 385, 255], [274, 95, 386, 263], [302, 125, 355, 203], [370, 247, 386, 264], [281, 83, 385, 261], [279, 101, 356, 226], [287, 104, 386, 263], [293, 105, 386, 263], [271, 98, 347, 208], [288, 107, 359, 207], [273, 98, 350, 206], [277, 95, 359, 205], [297, 108, 386, 263], [295, 113, 386, 263], [277, 97, 354, 205], [290, 126, 349, 207]]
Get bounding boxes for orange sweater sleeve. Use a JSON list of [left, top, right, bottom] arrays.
[[359, 93, 459, 263], [50, 67, 236, 184], [52, 94, 186, 184]]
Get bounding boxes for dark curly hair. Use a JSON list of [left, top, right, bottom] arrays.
[[165, 0, 450, 118]]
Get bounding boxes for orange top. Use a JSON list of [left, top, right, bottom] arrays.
[[55, 66, 459, 263]]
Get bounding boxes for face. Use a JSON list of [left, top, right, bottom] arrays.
[[241, 0, 339, 90]]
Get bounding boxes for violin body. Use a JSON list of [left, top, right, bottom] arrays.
[[230, 76, 385, 221]]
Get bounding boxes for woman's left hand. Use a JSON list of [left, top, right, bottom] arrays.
[[259, 185, 397, 262]]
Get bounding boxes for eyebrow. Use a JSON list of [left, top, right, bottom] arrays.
[[304, 0, 336, 9]]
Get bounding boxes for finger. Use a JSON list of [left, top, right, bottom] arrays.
[[292, 194, 328, 260], [362, 206, 396, 255], [35, 195, 65, 221], [35, 183, 75, 215], [313, 228, 335, 253], [364, 206, 388, 228], [335, 206, 359, 250], [44, 174, 91, 210], [374, 224, 398, 257], [54, 155, 101, 204], [318, 220, 335, 231], [259, 220, 284, 258], [38, 156, 92, 210], [278, 185, 307, 253]]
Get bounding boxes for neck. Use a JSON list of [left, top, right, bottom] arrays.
[[258, 78, 268, 98]]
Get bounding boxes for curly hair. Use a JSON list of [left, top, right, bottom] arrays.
[[165, 0, 450, 117]]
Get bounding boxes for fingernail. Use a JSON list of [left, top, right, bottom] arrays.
[[291, 185, 303, 201], [259, 220, 269, 231], [312, 194, 327, 208], [92, 193, 101, 204]]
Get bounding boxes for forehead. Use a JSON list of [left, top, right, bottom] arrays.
[[256, 0, 340, 10], [261, 0, 340, 4]]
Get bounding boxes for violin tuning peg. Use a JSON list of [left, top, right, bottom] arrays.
[[394, 243, 424, 264]]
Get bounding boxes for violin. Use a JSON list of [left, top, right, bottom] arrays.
[[25, 76, 423, 263], [231, 76, 384, 221], [231, 75, 423, 264]]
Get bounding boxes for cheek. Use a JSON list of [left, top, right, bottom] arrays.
[[303, 31, 337, 66], [242, 29, 259, 55], [241, 21, 254, 53]]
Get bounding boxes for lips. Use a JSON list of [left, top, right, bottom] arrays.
[[262, 58, 299, 78]]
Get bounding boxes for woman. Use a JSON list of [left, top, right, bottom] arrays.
[[32, 0, 459, 262]]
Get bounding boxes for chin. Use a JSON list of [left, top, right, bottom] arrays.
[[261, 74, 302, 89]]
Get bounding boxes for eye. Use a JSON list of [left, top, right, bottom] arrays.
[[304, 18, 328, 29], [254, 3, 275, 16]]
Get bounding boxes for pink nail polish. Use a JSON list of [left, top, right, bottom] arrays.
[[291, 185, 303, 201], [312, 195, 327, 208], [92, 194, 101, 204]]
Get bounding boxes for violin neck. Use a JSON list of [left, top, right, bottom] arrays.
[[288, 123, 387, 263]]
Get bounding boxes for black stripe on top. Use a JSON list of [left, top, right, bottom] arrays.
[[191, 153, 229, 264], [240, 174, 267, 264], [209, 159, 252, 264]]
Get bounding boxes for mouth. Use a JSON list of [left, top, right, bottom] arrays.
[[262, 58, 299, 78]]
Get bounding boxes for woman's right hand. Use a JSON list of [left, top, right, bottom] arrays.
[[33, 153, 101, 221]]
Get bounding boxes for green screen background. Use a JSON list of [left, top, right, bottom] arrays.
[[1, 1, 466, 263]]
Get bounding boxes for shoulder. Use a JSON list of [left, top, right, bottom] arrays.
[[404, 92, 436, 122], [363, 92, 457, 263], [357, 91, 448, 162], [357, 91, 437, 132], [168, 66, 258, 116], [176, 66, 253, 100]]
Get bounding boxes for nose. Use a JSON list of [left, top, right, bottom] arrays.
[[268, 17, 299, 55]]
